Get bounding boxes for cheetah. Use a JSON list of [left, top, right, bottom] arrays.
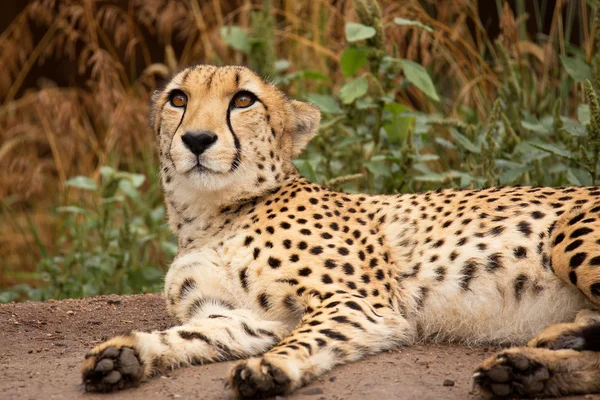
[[82, 65, 600, 398]]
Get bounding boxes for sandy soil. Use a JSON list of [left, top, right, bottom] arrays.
[[0, 294, 596, 400]]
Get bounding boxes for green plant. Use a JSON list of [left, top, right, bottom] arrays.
[[0, 167, 176, 302]]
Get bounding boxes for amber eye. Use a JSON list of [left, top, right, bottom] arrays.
[[232, 91, 256, 108], [169, 90, 187, 108]]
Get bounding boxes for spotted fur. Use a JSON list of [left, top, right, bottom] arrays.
[[82, 65, 600, 398]]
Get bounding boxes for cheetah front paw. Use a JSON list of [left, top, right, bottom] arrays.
[[228, 356, 299, 398], [82, 335, 145, 392], [473, 349, 550, 398]]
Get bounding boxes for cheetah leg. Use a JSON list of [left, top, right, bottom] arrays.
[[82, 252, 291, 392], [528, 309, 600, 351], [473, 347, 600, 398], [81, 306, 290, 392], [227, 293, 410, 398], [550, 202, 600, 304], [474, 309, 600, 398]]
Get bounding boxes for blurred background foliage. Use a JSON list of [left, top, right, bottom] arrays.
[[1, 0, 599, 302]]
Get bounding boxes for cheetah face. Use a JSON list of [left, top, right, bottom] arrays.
[[151, 65, 320, 194]]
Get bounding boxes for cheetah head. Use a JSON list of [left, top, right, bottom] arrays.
[[151, 65, 320, 199]]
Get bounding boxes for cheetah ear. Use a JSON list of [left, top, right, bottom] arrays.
[[290, 100, 320, 158]]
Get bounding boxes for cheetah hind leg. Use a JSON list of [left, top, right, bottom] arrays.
[[473, 347, 600, 398], [550, 202, 600, 304], [473, 309, 600, 398]]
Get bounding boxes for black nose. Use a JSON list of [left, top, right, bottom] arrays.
[[181, 131, 218, 156]]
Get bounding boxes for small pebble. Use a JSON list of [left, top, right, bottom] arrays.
[[66, 310, 74, 315], [443, 379, 455, 387]]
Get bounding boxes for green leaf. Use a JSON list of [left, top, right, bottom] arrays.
[[383, 102, 413, 144], [306, 93, 344, 114], [401, 60, 440, 101], [567, 168, 593, 186], [118, 179, 140, 200], [530, 142, 574, 159], [220, 26, 250, 54], [340, 47, 368, 77], [292, 159, 319, 182], [393, 17, 433, 32], [521, 120, 551, 135], [363, 160, 391, 177], [66, 176, 97, 191], [560, 56, 592, 82], [450, 129, 480, 153], [499, 166, 531, 185], [339, 76, 369, 104], [578, 104, 590, 124], [345, 22, 376, 42]]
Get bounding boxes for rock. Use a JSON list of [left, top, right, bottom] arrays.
[[443, 379, 455, 387]]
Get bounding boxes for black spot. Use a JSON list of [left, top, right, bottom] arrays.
[[321, 274, 333, 284], [239, 268, 249, 291], [268, 257, 281, 269], [554, 232, 566, 245], [435, 266, 446, 281], [299, 267, 312, 276], [459, 261, 477, 290], [513, 246, 527, 259], [179, 278, 197, 300], [280, 222, 291, 229], [244, 236, 254, 246], [253, 247, 260, 260], [513, 273, 528, 300], [565, 239, 584, 252], [300, 229, 311, 235], [531, 211, 545, 219], [517, 221, 532, 237], [571, 227, 593, 238], [310, 246, 324, 255], [432, 239, 445, 248], [338, 247, 349, 256], [319, 329, 348, 341], [569, 271, 578, 285], [489, 226, 505, 236], [298, 241, 308, 250], [283, 239, 292, 249], [568, 213, 586, 226], [266, 226, 275, 234], [590, 256, 600, 266], [375, 269, 385, 280], [570, 252, 587, 268], [258, 293, 270, 310]]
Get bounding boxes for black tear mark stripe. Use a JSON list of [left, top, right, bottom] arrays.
[[226, 104, 242, 171], [187, 297, 234, 318]]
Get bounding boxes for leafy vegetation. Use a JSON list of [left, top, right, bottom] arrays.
[[1, 0, 599, 301]]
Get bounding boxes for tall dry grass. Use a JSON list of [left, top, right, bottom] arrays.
[[0, 0, 593, 287]]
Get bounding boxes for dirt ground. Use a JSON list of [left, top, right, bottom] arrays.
[[0, 294, 596, 400]]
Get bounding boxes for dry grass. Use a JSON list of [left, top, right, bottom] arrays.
[[0, 0, 593, 287]]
